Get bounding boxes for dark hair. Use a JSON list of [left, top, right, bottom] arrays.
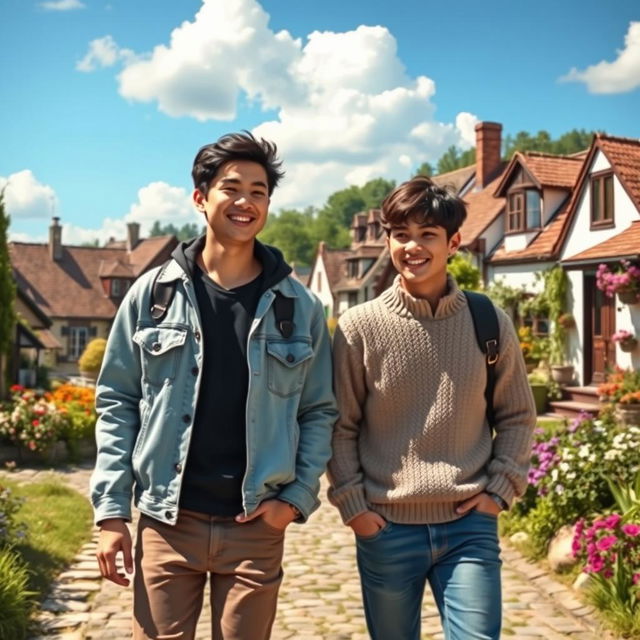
[[191, 130, 285, 196], [381, 175, 467, 239]]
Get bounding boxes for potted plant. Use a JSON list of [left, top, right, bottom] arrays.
[[527, 369, 549, 414], [595, 260, 640, 305], [598, 368, 640, 429], [611, 329, 638, 353]]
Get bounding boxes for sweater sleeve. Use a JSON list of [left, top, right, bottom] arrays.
[[326, 317, 371, 524], [484, 309, 536, 507]]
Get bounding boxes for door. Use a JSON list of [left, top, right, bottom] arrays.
[[584, 273, 616, 385]]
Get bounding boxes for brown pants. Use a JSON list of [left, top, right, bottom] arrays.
[[133, 510, 285, 640]]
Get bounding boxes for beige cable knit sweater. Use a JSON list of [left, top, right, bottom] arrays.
[[327, 275, 536, 525]]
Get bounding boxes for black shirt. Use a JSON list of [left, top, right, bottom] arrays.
[[179, 264, 264, 515]]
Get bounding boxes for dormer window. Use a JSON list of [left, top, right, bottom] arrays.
[[347, 260, 359, 278], [506, 188, 541, 233], [590, 171, 614, 228]]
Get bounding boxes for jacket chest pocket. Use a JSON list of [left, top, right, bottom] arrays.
[[133, 326, 188, 387], [266, 339, 313, 398]]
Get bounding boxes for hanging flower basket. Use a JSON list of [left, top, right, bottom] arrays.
[[612, 330, 638, 353], [596, 260, 640, 303]]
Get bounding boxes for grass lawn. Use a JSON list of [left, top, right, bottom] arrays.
[[0, 474, 93, 598]]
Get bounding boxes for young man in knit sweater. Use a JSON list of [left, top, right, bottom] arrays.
[[327, 175, 536, 640]]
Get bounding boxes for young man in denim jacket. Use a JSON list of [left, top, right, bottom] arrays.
[[91, 132, 337, 640], [328, 176, 535, 640]]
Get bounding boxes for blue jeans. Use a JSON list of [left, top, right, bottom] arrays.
[[355, 510, 502, 640]]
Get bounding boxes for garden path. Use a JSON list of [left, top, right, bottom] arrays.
[[6, 463, 604, 640]]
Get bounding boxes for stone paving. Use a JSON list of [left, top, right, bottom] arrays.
[[3, 464, 606, 640]]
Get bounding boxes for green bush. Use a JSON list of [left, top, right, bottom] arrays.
[[502, 411, 640, 558], [0, 547, 36, 640], [78, 338, 107, 374]]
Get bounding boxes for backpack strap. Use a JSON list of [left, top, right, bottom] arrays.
[[273, 291, 295, 339], [150, 260, 176, 323], [463, 290, 500, 429]]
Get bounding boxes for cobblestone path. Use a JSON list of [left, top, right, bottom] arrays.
[[3, 465, 604, 640]]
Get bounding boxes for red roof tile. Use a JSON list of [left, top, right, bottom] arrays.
[[10, 237, 176, 320], [490, 199, 571, 263], [597, 135, 640, 210], [518, 153, 583, 189], [459, 173, 506, 246], [563, 221, 640, 263]]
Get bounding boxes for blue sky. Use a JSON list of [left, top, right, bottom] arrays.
[[1, 0, 639, 244]]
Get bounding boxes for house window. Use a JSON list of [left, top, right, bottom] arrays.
[[591, 172, 614, 228], [347, 261, 359, 278], [69, 327, 89, 360], [506, 189, 541, 233], [111, 279, 122, 297], [348, 292, 358, 307]]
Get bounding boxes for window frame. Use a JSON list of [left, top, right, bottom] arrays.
[[505, 187, 542, 234], [590, 170, 614, 230]]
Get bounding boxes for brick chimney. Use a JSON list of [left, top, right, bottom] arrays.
[[126, 222, 140, 252], [49, 216, 63, 261], [475, 122, 502, 190]]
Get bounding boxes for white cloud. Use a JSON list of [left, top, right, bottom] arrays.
[[78, 0, 478, 209], [76, 36, 135, 72], [560, 21, 640, 94], [0, 170, 58, 219], [125, 181, 200, 235], [40, 0, 85, 10]]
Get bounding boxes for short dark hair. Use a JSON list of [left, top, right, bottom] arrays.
[[192, 131, 285, 196], [381, 175, 467, 239]]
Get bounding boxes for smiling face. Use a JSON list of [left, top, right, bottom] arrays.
[[193, 160, 269, 248], [386, 219, 461, 300]]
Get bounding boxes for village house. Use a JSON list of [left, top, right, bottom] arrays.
[[9, 218, 177, 381], [308, 122, 640, 402]]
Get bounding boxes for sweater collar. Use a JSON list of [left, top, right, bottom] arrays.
[[381, 274, 467, 319]]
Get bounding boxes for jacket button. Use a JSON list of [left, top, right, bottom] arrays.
[[175, 463, 182, 473], [191, 366, 198, 376], [152, 342, 161, 351], [286, 354, 295, 363], [182, 414, 191, 424], [194, 330, 201, 341], [165, 511, 174, 519]]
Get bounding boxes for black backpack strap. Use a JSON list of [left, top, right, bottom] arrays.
[[150, 260, 176, 323], [273, 291, 294, 339], [463, 290, 500, 429]]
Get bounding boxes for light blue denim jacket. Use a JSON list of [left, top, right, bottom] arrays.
[[90, 257, 337, 526]]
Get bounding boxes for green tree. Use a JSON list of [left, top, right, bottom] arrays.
[[437, 146, 476, 174], [447, 252, 482, 291], [259, 208, 316, 265], [503, 129, 594, 159], [0, 191, 16, 398], [149, 221, 202, 241], [359, 178, 395, 210], [414, 162, 434, 177]]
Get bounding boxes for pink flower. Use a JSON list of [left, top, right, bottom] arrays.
[[588, 555, 605, 573], [604, 513, 621, 528], [633, 573, 640, 585], [622, 523, 640, 537], [596, 535, 618, 551]]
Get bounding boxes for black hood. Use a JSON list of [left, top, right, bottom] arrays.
[[171, 235, 292, 293]]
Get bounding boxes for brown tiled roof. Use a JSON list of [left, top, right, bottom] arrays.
[[563, 221, 640, 263], [98, 259, 136, 278], [36, 328, 62, 349], [556, 134, 640, 256], [318, 244, 351, 290], [459, 173, 506, 246], [9, 236, 176, 320], [490, 198, 571, 264], [129, 236, 177, 273], [431, 164, 476, 194], [598, 135, 640, 210], [518, 153, 583, 189]]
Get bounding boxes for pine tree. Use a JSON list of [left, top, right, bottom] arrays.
[[0, 191, 16, 397]]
